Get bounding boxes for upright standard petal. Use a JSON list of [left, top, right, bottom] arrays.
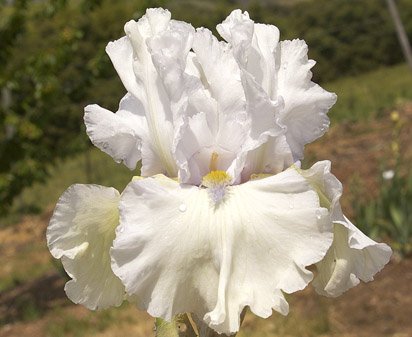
[[236, 72, 292, 182], [217, 11, 293, 180], [147, 19, 196, 113], [106, 36, 141, 99], [241, 134, 293, 182], [297, 161, 392, 297], [84, 93, 147, 170], [175, 28, 249, 184], [277, 40, 337, 160], [175, 103, 249, 185], [111, 169, 333, 334], [47, 184, 124, 310], [218, 11, 337, 162], [92, 8, 185, 176], [192, 28, 245, 116], [217, 10, 280, 98], [124, 8, 177, 177], [146, 18, 201, 167]]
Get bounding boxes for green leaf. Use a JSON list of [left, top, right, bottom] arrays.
[[389, 205, 404, 230]]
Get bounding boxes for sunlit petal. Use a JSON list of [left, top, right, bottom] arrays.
[[314, 219, 392, 297], [105, 36, 141, 98], [124, 8, 177, 176], [111, 169, 333, 334], [47, 184, 124, 310], [277, 40, 337, 160], [218, 11, 336, 163], [298, 161, 392, 297], [192, 27, 245, 116], [84, 94, 147, 170], [174, 28, 250, 184], [234, 72, 290, 181], [217, 10, 280, 98], [148, 19, 196, 111], [241, 134, 293, 181]]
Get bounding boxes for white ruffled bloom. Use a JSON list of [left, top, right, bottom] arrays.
[[47, 7, 391, 336]]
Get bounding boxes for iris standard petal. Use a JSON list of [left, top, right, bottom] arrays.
[[124, 8, 178, 177], [147, 19, 196, 112], [234, 72, 291, 182], [241, 134, 293, 182], [192, 28, 245, 117], [106, 36, 141, 98], [84, 94, 147, 170], [111, 169, 333, 334], [90, 8, 182, 176], [174, 28, 250, 184], [277, 39, 337, 160], [218, 11, 336, 164], [217, 10, 280, 98], [176, 27, 286, 185], [216, 10, 254, 69], [88, 9, 181, 174], [47, 184, 124, 310]]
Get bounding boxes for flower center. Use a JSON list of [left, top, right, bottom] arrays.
[[202, 170, 232, 188], [202, 170, 232, 204], [200, 152, 232, 203]]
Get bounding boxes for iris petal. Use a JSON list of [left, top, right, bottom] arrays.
[[111, 169, 333, 334], [84, 94, 146, 170], [298, 161, 392, 297], [47, 184, 125, 310]]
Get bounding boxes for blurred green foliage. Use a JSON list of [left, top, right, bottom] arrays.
[[354, 170, 412, 257], [354, 112, 412, 256], [0, 0, 140, 214], [167, 0, 412, 82], [1, 0, 412, 215], [280, 0, 412, 82], [11, 148, 135, 223], [325, 64, 412, 122]]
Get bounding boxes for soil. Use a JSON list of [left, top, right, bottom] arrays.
[[1, 104, 412, 337]]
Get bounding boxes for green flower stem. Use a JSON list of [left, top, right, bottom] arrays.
[[154, 310, 247, 337], [155, 314, 198, 337]]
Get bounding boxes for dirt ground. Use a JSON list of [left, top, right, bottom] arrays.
[[1, 104, 411, 337]]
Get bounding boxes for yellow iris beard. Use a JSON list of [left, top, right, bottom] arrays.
[[202, 170, 232, 188]]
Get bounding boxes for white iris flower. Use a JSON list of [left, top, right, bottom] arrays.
[[47, 8, 392, 336]]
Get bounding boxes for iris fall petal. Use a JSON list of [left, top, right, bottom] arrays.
[[111, 169, 333, 334], [298, 161, 392, 297], [47, 184, 125, 310]]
